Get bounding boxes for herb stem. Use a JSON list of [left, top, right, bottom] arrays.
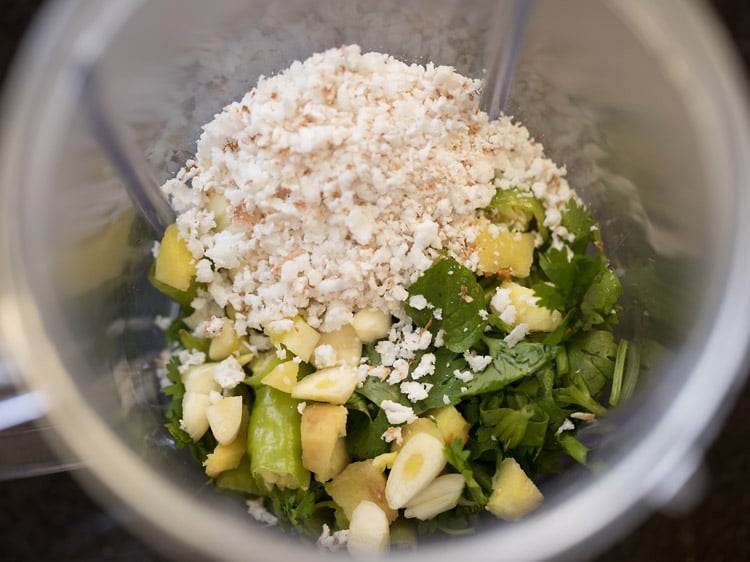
[[608, 339, 628, 406], [620, 341, 641, 402]]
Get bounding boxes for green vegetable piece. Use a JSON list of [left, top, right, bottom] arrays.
[[529, 199, 623, 338], [356, 373, 405, 409], [517, 413, 549, 452], [264, 482, 331, 538], [557, 433, 589, 465], [555, 346, 569, 376], [178, 328, 210, 354], [533, 250, 606, 314], [484, 187, 547, 238], [248, 386, 310, 491], [405, 257, 487, 353], [416, 349, 470, 410], [245, 349, 295, 387], [215, 455, 265, 495]]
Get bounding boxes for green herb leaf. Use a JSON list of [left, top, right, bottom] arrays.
[[461, 339, 557, 397], [560, 198, 595, 251], [405, 257, 487, 353], [346, 407, 391, 460], [162, 355, 212, 463], [356, 373, 405, 409], [567, 330, 617, 397], [480, 406, 534, 449], [554, 373, 607, 417], [443, 438, 489, 507], [534, 250, 606, 314], [356, 348, 469, 414], [581, 267, 622, 330], [264, 481, 333, 538]]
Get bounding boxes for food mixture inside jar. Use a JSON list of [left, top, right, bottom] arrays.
[[151, 45, 631, 556]]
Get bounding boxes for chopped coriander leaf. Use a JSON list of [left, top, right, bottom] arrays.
[[443, 438, 490, 507], [580, 266, 623, 330], [567, 330, 617, 397], [264, 482, 334, 538], [560, 198, 595, 252], [534, 250, 608, 314], [161, 355, 214, 463], [554, 373, 607, 417], [415, 505, 483, 537], [346, 406, 391, 460], [481, 406, 534, 449]]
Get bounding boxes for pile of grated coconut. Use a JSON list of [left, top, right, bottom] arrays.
[[161, 45, 574, 334]]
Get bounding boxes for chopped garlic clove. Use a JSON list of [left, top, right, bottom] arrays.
[[385, 432, 447, 509]]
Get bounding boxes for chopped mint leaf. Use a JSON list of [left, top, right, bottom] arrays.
[[405, 257, 487, 353], [461, 339, 557, 397]]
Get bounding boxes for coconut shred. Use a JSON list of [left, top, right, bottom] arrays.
[[162, 45, 575, 334]]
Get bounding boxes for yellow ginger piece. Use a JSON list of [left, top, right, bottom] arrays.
[[486, 458, 544, 520]]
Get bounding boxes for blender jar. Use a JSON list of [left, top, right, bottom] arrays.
[[1, 0, 749, 560]]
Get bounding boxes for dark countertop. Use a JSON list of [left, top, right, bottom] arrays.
[[1, 2, 749, 561]]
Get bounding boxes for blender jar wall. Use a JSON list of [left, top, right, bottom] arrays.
[[1, 0, 749, 561]]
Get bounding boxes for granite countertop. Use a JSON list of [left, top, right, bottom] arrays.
[[1, 1, 749, 561]]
